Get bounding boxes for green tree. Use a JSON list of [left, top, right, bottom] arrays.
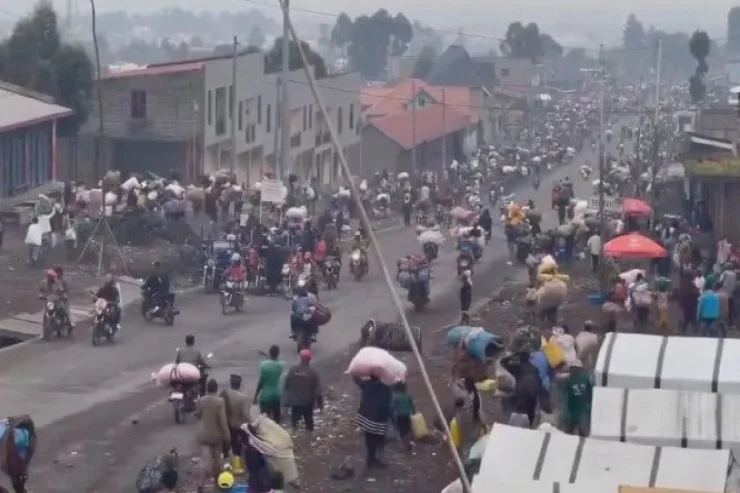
[[264, 37, 328, 79], [331, 12, 353, 49], [344, 9, 413, 78], [500, 21, 556, 62], [689, 30, 710, 103], [0, 0, 93, 135], [411, 44, 436, 79]]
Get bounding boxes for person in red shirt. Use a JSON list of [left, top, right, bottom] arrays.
[[225, 254, 247, 283]]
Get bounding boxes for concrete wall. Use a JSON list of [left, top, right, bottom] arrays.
[[81, 71, 204, 142], [360, 126, 403, 178]]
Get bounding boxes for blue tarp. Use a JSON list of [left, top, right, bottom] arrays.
[[0, 420, 30, 459], [446, 326, 502, 361]]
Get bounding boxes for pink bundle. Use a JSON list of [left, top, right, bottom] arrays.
[[345, 347, 407, 386], [156, 362, 201, 386]]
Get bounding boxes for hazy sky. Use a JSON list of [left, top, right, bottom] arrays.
[[5, 0, 736, 48]]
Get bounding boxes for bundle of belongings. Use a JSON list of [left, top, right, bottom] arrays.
[[0, 415, 36, 493], [446, 325, 505, 382], [397, 254, 431, 289], [240, 414, 299, 487], [346, 347, 408, 386], [359, 319, 422, 352], [135, 449, 178, 493]]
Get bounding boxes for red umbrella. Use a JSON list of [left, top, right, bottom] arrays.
[[604, 233, 667, 258], [622, 198, 651, 216]]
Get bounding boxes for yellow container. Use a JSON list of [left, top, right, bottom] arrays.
[[475, 378, 497, 392], [542, 341, 565, 368], [411, 412, 429, 439], [450, 418, 461, 447], [231, 455, 245, 475]]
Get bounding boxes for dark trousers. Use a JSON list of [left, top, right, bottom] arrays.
[[364, 432, 385, 465], [591, 254, 599, 273], [260, 399, 281, 423], [223, 426, 242, 457], [290, 404, 314, 431]]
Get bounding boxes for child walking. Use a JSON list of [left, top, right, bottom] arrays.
[[392, 382, 415, 451]]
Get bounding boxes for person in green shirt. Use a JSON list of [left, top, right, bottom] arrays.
[[254, 345, 285, 423], [392, 382, 415, 450], [561, 360, 592, 437]]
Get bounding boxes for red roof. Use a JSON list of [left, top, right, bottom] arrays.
[[370, 104, 470, 150], [102, 61, 204, 80], [362, 78, 473, 118]]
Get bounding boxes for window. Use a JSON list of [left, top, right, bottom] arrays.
[[349, 104, 354, 130], [130, 90, 147, 119], [215, 87, 226, 136], [238, 101, 243, 130], [207, 90, 212, 125], [416, 96, 426, 108], [266, 104, 272, 133], [501, 68, 510, 77], [337, 107, 343, 134], [246, 123, 256, 143], [309, 104, 313, 129], [257, 96, 262, 124], [302, 106, 307, 131], [228, 85, 234, 119]]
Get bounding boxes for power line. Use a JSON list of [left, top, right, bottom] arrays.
[[267, 77, 667, 116], [240, 0, 737, 56]]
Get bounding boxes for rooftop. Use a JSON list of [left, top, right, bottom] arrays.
[[369, 103, 470, 150], [361, 78, 473, 118], [0, 84, 73, 132]]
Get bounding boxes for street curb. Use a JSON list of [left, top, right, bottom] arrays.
[[0, 222, 402, 357]]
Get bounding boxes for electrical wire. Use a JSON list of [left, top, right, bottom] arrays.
[[276, 0, 474, 491], [243, 0, 736, 55], [263, 77, 678, 117]]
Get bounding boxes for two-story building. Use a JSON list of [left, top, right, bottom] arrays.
[[79, 51, 361, 187]]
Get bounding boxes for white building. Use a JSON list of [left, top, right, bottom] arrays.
[[79, 51, 361, 187]]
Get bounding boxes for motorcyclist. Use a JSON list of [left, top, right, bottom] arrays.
[[176, 334, 209, 396], [290, 285, 318, 341], [351, 230, 368, 254], [53, 266, 74, 332], [95, 273, 121, 331], [39, 270, 66, 327], [143, 261, 172, 315], [224, 253, 247, 283]]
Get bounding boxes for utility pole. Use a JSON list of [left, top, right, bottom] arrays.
[[279, 0, 291, 181], [441, 88, 447, 174], [411, 79, 417, 172], [90, 0, 104, 179], [230, 35, 238, 175], [650, 36, 663, 221], [597, 45, 607, 293]]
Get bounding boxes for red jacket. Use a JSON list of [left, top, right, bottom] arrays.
[[225, 264, 247, 282]]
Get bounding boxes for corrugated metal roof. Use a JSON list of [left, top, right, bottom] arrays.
[[102, 61, 204, 80], [0, 87, 73, 132], [369, 104, 470, 150]]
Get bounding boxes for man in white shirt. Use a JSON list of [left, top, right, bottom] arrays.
[[586, 232, 601, 273], [25, 217, 43, 265]]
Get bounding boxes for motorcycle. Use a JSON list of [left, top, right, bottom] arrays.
[[323, 256, 340, 289], [220, 280, 246, 314], [292, 311, 315, 352], [408, 279, 429, 311], [349, 249, 368, 281], [423, 242, 439, 262], [91, 298, 117, 346], [141, 288, 177, 326], [170, 352, 212, 424], [41, 297, 68, 340]]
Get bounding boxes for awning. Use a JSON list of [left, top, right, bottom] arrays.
[[622, 198, 651, 216], [604, 233, 667, 258]]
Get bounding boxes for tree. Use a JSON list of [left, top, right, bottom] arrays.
[[344, 9, 413, 78], [331, 12, 353, 49], [541, 34, 563, 58], [0, 0, 93, 135], [689, 30, 710, 103], [264, 37, 328, 79], [411, 44, 436, 78], [623, 13, 646, 77], [500, 21, 550, 62], [248, 25, 266, 48], [728, 7, 740, 55]]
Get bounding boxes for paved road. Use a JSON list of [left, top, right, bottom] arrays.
[[0, 128, 629, 492]]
